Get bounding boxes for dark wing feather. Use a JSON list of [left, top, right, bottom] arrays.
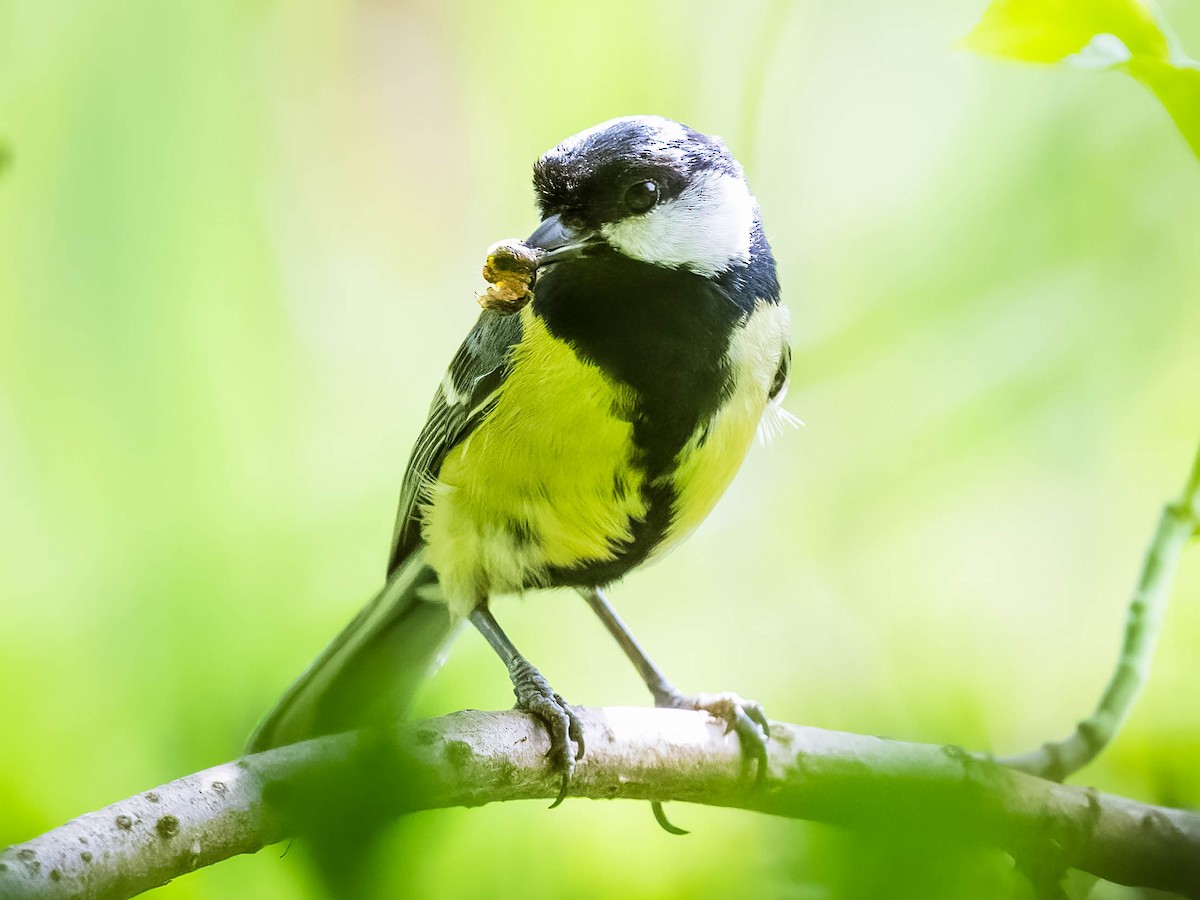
[[768, 343, 791, 402], [387, 309, 525, 574], [250, 309, 525, 751]]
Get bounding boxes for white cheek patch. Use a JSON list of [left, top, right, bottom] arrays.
[[600, 172, 756, 277]]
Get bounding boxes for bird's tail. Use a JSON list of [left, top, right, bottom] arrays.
[[247, 547, 457, 753]]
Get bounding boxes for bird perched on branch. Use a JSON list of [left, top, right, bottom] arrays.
[[249, 116, 793, 813]]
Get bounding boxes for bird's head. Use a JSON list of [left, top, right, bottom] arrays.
[[528, 116, 765, 279]]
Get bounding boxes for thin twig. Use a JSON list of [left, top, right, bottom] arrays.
[[2, 708, 1200, 900], [999, 434, 1200, 780]]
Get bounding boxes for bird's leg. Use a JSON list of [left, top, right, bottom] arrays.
[[468, 604, 584, 808], [578, 586, 770, 783]]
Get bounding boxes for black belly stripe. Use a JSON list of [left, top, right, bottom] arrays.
[[533, 251, 751, 586]]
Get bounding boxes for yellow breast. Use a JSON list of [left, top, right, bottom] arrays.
[[421, 308, 648, 617], [421, 299, 790, 619], [661, 300, 791, 553]]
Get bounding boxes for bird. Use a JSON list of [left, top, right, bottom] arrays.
[[248, 115, 793, 813]]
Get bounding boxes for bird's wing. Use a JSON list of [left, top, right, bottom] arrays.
[[768, 342, 791, 402], [758, 331, 798, 442], [387, 308, 525, 574]]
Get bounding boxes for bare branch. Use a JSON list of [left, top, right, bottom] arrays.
[[999, 434, 1200, 781], [3, 708, 1199, 900]]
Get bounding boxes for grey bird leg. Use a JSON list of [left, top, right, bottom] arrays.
[[579, 586, 771, 796], [469, 604, 584, 808]]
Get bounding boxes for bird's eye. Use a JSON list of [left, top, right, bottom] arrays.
[[624, 180, 659, 214]]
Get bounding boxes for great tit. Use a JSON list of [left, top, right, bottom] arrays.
[[249, 115, 792, 808]]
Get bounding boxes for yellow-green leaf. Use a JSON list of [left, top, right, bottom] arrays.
[[1123, 58, 1200, 159], [965, 0, 1200, 161], [963, 0, 1168, 63]]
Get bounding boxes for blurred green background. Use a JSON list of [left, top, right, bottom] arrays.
[[2, 0, 1199, 897]]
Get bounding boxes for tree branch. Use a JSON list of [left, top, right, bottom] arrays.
[[3, 707, 1200, 900], [998, 434, 1200, 781], [3, 446, 1195, 900]]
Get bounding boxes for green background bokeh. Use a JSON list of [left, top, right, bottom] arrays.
[[2, 1, 1198, 896]]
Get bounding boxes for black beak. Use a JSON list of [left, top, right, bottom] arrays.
[[525, 214, 602, 268]]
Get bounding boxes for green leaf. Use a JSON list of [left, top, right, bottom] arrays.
[[962, 0, 1168, 63], [964, 0, 1200, 162], [1123, 58, 1200, 159]]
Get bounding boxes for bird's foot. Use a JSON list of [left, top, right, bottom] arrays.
[[508, 657, 585, 808], [658, 690, 771, 784]]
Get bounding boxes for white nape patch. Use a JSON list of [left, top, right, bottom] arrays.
[[601, 172, 756, 277]]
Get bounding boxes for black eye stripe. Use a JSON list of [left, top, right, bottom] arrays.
[[534, 159, 689, 226]]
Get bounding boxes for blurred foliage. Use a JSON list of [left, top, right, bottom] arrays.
[[965, 0, 1170, 61], [1, 0, 1198, 898], [964, 0, 1200, 157]]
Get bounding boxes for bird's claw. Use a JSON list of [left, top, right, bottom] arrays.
[[508, 658, 584, 808], [651, 800, 690, 835], [646, 690, 770, 834], [662, 691, 771, 785]]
